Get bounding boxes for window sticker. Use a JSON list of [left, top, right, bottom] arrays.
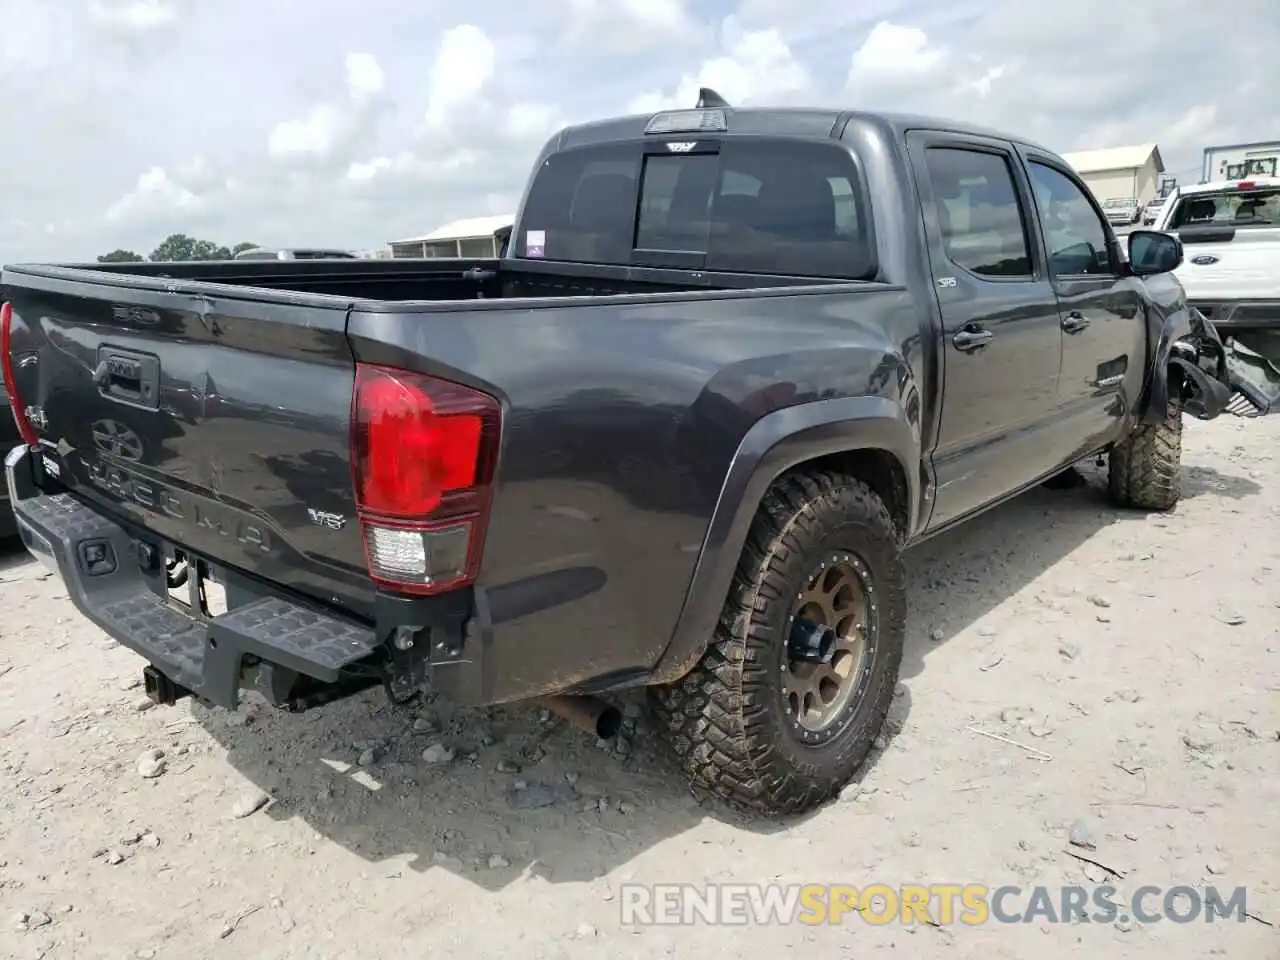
[[525, 230, 546, 258]]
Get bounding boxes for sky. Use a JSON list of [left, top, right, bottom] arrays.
[[0, 0, 1274, 264]]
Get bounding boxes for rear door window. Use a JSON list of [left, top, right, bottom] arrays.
[[513, 138, 876, 280]]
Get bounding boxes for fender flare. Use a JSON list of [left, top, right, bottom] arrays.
[[1139, 304, 1235, 423], [1138, 303, 1193, 424], [650, 396, 920, 683]]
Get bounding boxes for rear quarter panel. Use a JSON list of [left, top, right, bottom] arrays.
[[348, 285, 926, 701]]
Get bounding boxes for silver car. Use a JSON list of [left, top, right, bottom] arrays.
[[1102, 197, 1141, 226], [1142, 196, 1166, 226]]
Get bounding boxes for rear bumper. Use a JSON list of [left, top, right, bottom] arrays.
[[5, 443, 387, 711]]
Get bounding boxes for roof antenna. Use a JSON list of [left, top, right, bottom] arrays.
[[696, 87, 731, 109]]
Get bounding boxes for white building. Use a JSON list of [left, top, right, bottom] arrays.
[[1060, 144, 1165, 206], [1201, 140, 1280, 182], [388, 214, 514, 259]]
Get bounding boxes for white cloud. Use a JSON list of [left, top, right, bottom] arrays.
[[345, 53, 386, 101], [87, 0, 177, 32], [424, 24, 496, 128], [629, 20, 810, 112], [559, 0, 701, 53], [105, 166, 205, 224], [268, 104, 343, 160], [0, 0, 1273, 264], [267, 53, 388, 163], [846, 21, 947, 89]]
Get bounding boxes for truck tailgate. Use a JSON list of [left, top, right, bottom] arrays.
[[2, 271, 374, 615]]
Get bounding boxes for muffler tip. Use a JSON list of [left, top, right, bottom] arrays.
[[595, 706, 623, 740], [538, 694, 624, 741]]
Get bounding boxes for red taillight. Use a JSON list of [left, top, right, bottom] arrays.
[[350, 363, 501, 596], [1237, 181, 1256, 190], [0, 302, 39, 447]]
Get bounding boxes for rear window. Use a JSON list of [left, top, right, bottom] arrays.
[[513, 138, 875, 280], [1167, 187, 1280, 229]]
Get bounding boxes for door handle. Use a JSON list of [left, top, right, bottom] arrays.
[[952, 326, 994, 352], [1062, 312, 1090, 334]]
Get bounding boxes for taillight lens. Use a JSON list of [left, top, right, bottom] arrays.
[[0, 302, 39, 447], [350, 364, 501, 595]]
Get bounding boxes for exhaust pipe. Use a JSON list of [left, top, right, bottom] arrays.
[[539, 694, 623, 740]]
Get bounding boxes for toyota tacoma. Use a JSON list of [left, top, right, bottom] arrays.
[[3, 92, 1277, 815]]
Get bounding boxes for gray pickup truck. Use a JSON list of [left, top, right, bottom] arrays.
[[3, 91, 1277, 815]]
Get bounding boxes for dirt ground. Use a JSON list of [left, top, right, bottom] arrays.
[[2, 413, 1278, 960]]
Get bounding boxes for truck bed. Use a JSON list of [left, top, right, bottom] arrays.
[[75, 256, 838, 302]]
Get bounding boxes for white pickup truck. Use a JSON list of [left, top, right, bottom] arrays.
[[1152, 176, 1280, 366]]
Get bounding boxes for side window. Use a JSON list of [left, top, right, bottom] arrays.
[[922, 147, 1033, 279], [1026, 161, 1114, 276]]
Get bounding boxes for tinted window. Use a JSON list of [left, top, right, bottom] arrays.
[[923, 148, 1032, 278], [1167, 186, 1280, 230], [636, 153, 718, 253], [513, 139, 875, 279], [515, 144, 640, 264], [1027, 162, 1114, 276], [706, 140, 873, 279]]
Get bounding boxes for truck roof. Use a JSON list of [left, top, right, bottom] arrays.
[[1175, 176, 1280, 196], [554, 106, 1056, 156]]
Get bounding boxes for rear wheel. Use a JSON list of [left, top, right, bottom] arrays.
[[1107, 401, 1183, 510], [650, 471, 906, 815]]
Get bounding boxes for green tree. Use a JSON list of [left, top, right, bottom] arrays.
[[97, 249, 144, 263], [148, 233, 198, 261], [148, 233, 240, 262]]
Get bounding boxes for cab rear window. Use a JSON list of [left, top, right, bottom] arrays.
[[513, 138, 877, 280]]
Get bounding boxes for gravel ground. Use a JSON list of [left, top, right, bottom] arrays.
[[1, 413, 1278, 959]]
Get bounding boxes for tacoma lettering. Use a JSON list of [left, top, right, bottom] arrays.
[[84, 459, 271, 552]]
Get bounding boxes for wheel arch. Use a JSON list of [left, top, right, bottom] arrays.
[[649, 396, 921, 684]]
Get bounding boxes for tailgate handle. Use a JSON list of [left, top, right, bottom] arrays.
[[94, 349, 160, 409]]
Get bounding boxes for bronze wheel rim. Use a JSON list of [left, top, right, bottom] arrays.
[[782, 552, 877, 743]]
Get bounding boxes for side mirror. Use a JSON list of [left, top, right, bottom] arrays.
[[1127, 230, 1183, 276]]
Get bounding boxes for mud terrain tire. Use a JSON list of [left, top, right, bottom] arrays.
[[650, 471, 906, 816], [1107, 402, 1183, 511]]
